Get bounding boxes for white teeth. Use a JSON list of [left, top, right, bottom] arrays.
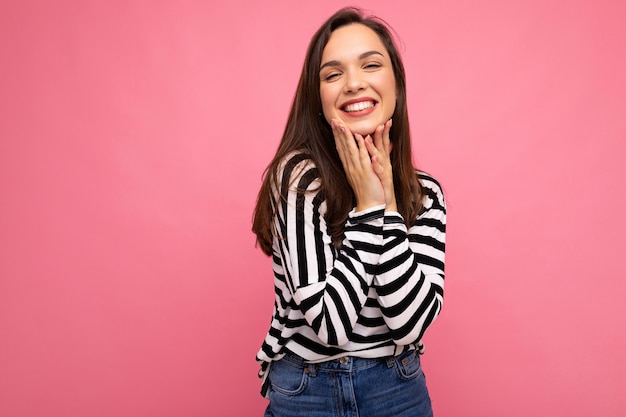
[[343, 101, 375, 112]]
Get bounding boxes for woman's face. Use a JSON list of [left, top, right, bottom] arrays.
[[319, 23, 397, 137]]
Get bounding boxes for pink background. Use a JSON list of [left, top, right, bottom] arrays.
[[1, 1, 625, 416]]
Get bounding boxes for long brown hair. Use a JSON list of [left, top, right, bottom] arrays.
[[252, 7, 423, 256]]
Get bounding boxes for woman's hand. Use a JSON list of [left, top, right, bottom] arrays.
[[364, 119, 397, 212], [332, 119, 385, 212]]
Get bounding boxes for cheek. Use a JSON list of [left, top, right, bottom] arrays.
[[378, 83, 397, 117], [386, 77, 397, 100], [372, 72, 396, 104]]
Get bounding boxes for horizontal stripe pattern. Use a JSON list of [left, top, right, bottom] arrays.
[[257, 153, 446, 395]]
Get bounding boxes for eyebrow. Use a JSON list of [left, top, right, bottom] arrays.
[[320, 50, 384, 72]]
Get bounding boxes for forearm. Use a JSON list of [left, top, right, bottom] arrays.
[[277, 161, 386, 346], [373, 178, 447, 344]]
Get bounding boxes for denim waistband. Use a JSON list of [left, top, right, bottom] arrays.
[[281, 350, 416, 373]]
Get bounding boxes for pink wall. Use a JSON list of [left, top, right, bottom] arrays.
[[1, 1, 624, 416]]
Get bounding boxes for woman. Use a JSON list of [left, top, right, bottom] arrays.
[[252, 7, 446, 417]]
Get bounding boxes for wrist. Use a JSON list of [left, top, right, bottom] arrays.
[[385, 197, 398, 212]]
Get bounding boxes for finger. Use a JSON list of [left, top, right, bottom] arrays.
[[355, 134, 372, 166], [332, 119, 351, 164], [367, 143, 385, 176], [373, 120, 392, 155], [373, 124, 385, 152], [368, 126, 388, 167], [332, 119, 363, 174], [383, 119, 392, 154], [363, 135, 379, 159]]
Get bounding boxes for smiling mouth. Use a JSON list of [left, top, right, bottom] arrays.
[[341, 101, 377, 113]]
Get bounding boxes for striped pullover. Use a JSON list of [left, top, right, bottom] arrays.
[[256, 152, 446, 397]]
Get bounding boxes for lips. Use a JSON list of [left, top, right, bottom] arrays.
[[342, 100, 376, 112], [340, 98, 378, 117]]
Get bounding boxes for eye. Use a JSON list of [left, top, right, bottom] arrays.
[[364, 62, 382, 70], [323, 72, 341, 82]]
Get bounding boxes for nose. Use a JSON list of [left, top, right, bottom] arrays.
[[343, 69, 366, 93]]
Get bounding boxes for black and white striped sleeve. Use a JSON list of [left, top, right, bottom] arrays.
[[373, 173, 446, 346], [273, 155, 385, 347]]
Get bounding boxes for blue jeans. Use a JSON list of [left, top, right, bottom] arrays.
[[264, 350, 433, 417]]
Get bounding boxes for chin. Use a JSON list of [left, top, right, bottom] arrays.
[[348, 123, 378, 137]]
